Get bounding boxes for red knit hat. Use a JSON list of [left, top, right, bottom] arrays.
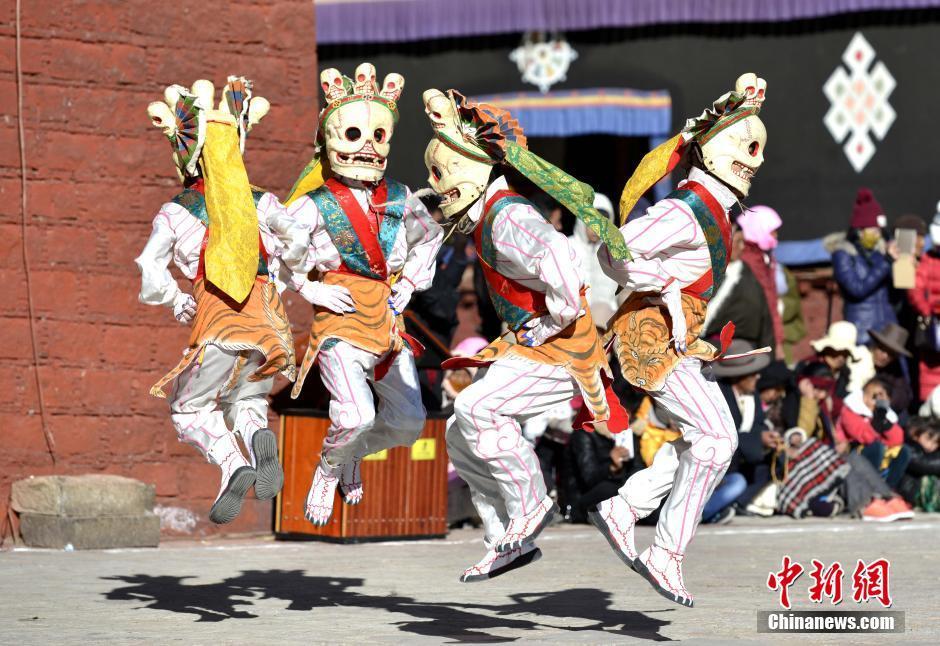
[[850, 188, 885, 229]]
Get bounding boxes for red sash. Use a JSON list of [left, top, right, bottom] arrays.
[[326, 178, 389, 280], [474, 189, 548, 316]]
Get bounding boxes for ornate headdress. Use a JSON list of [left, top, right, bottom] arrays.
[[423, 89, 630, 261], [619, 73, 767, 223], [426, 90, 527, 164], [147, 76, 269, 181], [318, 63, 402, 131], [147, 77, 269, 303], [286, 63, 404, 203]]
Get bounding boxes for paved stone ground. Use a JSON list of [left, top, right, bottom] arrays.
[[1, 515, 938, 644]]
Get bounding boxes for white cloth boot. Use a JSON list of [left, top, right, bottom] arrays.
[[305, 458, 341, 526], [592, 440, 683, 568], [588, 495, 642, 568], [636, 543, 694, 607], [339, 459, 363, 505], [461, 542, 542, 583], [495, 495, 558, 553]]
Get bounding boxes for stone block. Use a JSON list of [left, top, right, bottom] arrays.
[[19, 513, 160, 549], [11, 474, 156, 517]]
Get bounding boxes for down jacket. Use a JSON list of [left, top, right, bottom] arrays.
[[830, 237, 896, 345]]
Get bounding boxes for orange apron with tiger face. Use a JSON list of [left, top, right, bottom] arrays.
[[291, 271, 405, 398]]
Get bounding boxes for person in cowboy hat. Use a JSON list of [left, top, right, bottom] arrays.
[[806, 320, 864, 400], [713, 341, 779, 509], [867, 322, 914, 421]]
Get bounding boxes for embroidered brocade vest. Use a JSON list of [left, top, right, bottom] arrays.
[[665, 180, 732, 302], [306, 178, 407, 281], [474, 190, 549, 331]]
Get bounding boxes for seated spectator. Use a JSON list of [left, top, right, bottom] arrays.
[[441, 336, 488, 408], [714, 340, 778, 508], [564, 426, 633, 523], [866, 323, 914, 420], [835, 378, 911, 489], [758, 360, 793, 433], [701, 470, 748, 525], [784, 427, 913, 522], [840, 450, 914, 522], [778, 428, 849, 519], [783, 361, 839, 444], [898, 417, 940, 511], [805, 320, 870, 399], [524, 400, 576, 498], [632, 396, 680, 467]]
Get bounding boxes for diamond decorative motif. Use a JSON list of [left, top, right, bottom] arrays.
[[823, 32, 896, 172]]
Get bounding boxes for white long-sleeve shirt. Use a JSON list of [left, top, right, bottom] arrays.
[[135, 190, 308, 306], [469, 176, 584, 329], [598, 167, 736, 295], [287, 181, 443, 291]]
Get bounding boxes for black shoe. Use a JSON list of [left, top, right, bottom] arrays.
[[209, 466, 256, 524], [252, 429, 284, 501]]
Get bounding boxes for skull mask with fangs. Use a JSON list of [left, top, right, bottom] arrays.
[[318, 63, 403, 183]]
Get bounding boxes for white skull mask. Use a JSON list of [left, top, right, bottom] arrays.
[[317, 64, 403, 183], [324, 100, 395, 182], [424, 139, 492, 219], [700, 114, 766, 197]]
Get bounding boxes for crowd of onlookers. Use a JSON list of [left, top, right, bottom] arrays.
[[371, 187, 940, 527]]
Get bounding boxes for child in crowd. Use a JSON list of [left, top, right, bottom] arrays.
[[899, 418, 940, 511]]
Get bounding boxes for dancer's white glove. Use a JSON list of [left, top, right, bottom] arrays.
[[300, 281, 356, 314], [520, 314, 570, 347], [388, 279, 415, 315], [172, 292, 197, 325]]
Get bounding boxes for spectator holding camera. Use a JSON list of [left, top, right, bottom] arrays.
[[835, 378, 911, 489]]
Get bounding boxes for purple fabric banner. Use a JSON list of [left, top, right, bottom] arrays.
[[316, 0, 940, 45]]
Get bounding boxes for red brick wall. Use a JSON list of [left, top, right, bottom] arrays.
[[1, 1, 318, 539]]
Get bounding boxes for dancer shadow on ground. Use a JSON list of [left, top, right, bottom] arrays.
[[103, 569, 673, 642]]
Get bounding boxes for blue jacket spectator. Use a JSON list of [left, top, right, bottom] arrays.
[[831, 188, 897, 345]]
